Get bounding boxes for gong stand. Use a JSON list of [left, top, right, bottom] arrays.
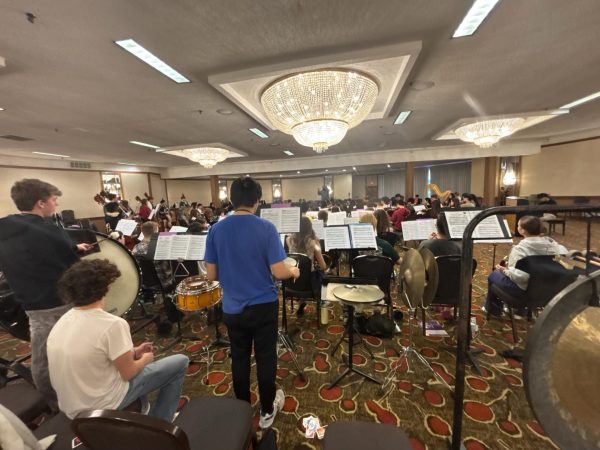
[[451, 204, 600, 450]]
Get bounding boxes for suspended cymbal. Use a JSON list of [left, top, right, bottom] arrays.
[[332, 285, 385, 304], [398, 249, 425, 309], [524, 270, 600, 450], [419, 247, 439, 307]]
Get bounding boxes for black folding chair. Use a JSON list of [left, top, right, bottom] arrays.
[[351, 255, 394, 318], [282, 253, 319, 330]]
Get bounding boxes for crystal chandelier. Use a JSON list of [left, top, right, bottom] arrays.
[[181, 147, 230, 168], [454, 118, 526, 148], [261, 69, 379, 152]]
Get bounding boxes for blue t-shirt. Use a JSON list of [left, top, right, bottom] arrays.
[[204, 214, 286, 314]]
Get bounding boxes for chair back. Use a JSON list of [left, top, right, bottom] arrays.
[[72, 410, 189, 450], [283, 253, 313, 295], [433, 256, 477, 306], [351, 255, 394, 302], [378, 232, 399, 247], [61, 209, 77, 226], [518, 255, 579, 308], [135, 256, 163, 290]]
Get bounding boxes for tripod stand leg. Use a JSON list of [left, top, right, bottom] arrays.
[[413, 350, 452, 390], [278, 330, 305, 381], [330, 327, 348, 356], [354, 330, 374, 359]]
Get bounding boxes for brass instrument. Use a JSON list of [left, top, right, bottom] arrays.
[[427, 183, 452, 202]]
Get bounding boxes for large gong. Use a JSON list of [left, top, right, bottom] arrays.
[[524, 270, 600, 450]]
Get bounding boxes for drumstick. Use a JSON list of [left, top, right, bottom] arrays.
[[89, 237, 111, 247]]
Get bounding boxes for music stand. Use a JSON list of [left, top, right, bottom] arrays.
[[327, 284, 384, 389]]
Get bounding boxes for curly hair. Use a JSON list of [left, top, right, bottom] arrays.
[[58, 259, 121, 306]]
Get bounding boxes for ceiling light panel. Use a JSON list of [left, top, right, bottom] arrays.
[[560, 91, 600, 109], [129, 140, 160, 149], [453, 0, 501, 38], [115, 39, 190, 83], [283, 150, 294, 156], [33, 151, 70, 158], [394, 110, 412, 125], [249, 128, 269, 138]]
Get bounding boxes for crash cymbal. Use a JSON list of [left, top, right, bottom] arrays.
[[398, 249, 425, 309], [419, 247, 439, 307], [332, 285, 385, 305], [524, 271, 600, 450]]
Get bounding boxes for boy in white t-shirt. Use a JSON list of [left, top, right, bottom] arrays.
[[47, 259, 189, 422]]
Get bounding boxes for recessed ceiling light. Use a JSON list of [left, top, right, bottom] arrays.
[[283, 150, 294, 156], [352, 167, 357, 171], [453, 0, 501, 38], [117, 162, 134, 165], [249, 128, 269, 139], [216, 109, 233, 115], [32, 151, 70, 158], [409, 80, 435, 91], [114, 39, 190, 83], [342, 169, 347, 172], [279, 174, 282, 177], [325, 169, 328, 172], [560, 91, 600, 109], [387, 164, 391, 168], [0, 107, 5, 111], [129, 140, 160, 149], [394, 111, 412, 125], [246, 174, 250, 177], [297, 171, 301, 174]]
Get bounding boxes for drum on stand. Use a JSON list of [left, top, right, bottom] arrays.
[[175, 276, 222, 313], [81, 232, 142, 317]]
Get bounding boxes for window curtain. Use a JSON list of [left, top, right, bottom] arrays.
[[413, 167, 429, 198], [429, 162, 471, 195], [383, 171, 405, 197]]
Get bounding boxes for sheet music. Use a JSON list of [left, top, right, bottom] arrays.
[[115, 219, 137, 236], [312, 220, 325, 240], [327, 211, 347, 226], [169, 235, 191, 259], [445, 211, 472, 239], [401, 219, 437, 241], [169, 226, 188, 233], [154, 235, 174, 260], [148, 204, 160, 220], [350, 210, 365, 218], [445, 210, 509, 239], [343, 217, 360, 225], [324, 226, 351, 251], [187, 235, 207, 260], [280, 234, 286, 247], [413, 205, 426, 213], [473, 215, 505, 239], [349, 223, 377, 249], [260, 207, 300, 233]]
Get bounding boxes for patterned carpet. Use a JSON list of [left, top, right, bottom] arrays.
[[1, 218, 598, 449]]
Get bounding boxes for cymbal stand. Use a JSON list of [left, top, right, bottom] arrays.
[[381, 291, 452, 393]]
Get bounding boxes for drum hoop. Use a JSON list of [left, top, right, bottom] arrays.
[[90, 231, 142, 316]]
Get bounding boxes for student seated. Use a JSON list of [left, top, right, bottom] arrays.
[[418, 213, 461, 257], [133, 221, 174, 288], [358, 213, 400, 264], [47, 259, 189, 422]]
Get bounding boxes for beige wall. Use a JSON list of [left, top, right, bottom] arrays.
[[0, 167, 103, 218], [257, 180, 273, 204], [470, 158, 485, 196], [165, 179, 211, 205], [149, 174, 167, 203], [521, 139, 600, 196], [120, 172, 149, 201], [282, 176, 323, 201], [333, 174, 352, 199]]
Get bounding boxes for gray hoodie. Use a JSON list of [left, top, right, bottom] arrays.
[[506, 236, 568, 290]]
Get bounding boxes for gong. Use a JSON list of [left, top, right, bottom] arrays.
[[524, 270, 600, 450]]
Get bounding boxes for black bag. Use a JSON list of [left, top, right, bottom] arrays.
[[257, 429, 277, 450], [365, 311, 395, 338]]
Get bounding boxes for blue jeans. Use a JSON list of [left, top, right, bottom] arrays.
[[485, 270, 526, 316], [118, 354, 189, 422]]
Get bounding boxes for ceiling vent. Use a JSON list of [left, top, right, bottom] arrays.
[[70, 161, 92, 169], [0, 135, 34, 141]]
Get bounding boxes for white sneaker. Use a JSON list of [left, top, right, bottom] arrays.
[[259, 389, 285, 429]]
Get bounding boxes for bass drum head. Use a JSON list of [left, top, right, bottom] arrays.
[[82, 233, 141, 316], [524, 270, 600, 450]]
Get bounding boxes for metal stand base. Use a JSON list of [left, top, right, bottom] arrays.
[[278, 329, 306, 381]]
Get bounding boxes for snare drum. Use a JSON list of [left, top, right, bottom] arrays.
[[175, 276, 222, 312]]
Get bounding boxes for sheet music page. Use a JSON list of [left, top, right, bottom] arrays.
[[414, 205, 427, 213], [473, 214, 505, 239], [280, 234, 286, 247], [343, 217, 360, 225], [148, 204, 160, 220], [350, 210, 365, 218], [169, 235, 191, 259], [280, 207, 300, 233], [186, 235, 207, 260], [324, 226, 351, 251], [312, 220, 325, 240], [444, 211, 472, 239], [154, 235, 174, 260], [349, 223, 377, 249], [260, 208, 282, 231], [169, 226, 188, 233], [115, 219, 138, 236], [401, 219, 437, 241], [327, 211, 347, 226]]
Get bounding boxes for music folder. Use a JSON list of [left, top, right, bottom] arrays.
[[323, 224, 377, 251], [150, 232, 208, 261]]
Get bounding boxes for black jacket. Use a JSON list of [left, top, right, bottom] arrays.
[[0, 214, 79, 310]]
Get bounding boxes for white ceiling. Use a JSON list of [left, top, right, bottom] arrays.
[[1, 0, 599, 175]]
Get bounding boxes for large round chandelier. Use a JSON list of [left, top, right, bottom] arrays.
[[182, 147, 230, 168], [454, 118, 526, 148], [261, 69, 379, 153]]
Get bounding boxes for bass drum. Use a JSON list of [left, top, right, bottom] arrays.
[[81, 232, 141, 317]]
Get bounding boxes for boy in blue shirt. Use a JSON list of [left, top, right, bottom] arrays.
[[205, 177, 299, 428]]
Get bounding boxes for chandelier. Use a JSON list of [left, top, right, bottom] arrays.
[[454, 118, 526, 148], [260, 69, 379, 153], [181, 147, 230, 168]]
